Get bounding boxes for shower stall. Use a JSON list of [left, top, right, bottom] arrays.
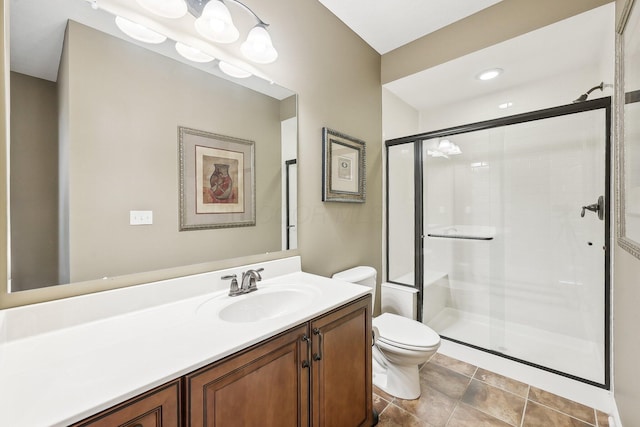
[[385, 98, 610, 387]]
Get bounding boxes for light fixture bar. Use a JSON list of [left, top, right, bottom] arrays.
[[223, 0, 269, 26], [136, 0, 188, 19]]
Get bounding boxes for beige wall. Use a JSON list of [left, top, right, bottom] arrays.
[[613, 247, 640, 425], [262, 0, 383, 285], [614, 0, 640, 425], [63, 21, 283, 282], [10, 72, 58, 290]]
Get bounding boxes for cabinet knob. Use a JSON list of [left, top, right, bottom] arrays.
[[302, 360, 310, 368]]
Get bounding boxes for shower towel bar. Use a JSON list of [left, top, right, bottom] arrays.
[[427, 233, 493, 241], [426, 225, 495, 240]]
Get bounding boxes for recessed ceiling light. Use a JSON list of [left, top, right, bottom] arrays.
[[498, 102, 513, 109], [476, 68, 503, 81]]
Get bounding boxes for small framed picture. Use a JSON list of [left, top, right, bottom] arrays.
[[322, 127, 366, 203], [179, 126, 255, 230]]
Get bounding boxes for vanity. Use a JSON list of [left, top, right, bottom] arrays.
[[0, 256, 373, 426]]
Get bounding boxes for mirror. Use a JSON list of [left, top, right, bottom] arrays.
[[6, 0, 298, 295], [617, 0, 640, 259]]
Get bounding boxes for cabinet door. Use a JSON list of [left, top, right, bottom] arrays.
[[186, 324, 310, 427], [70, 379, 181, 427], [310, 296, 372, 427]]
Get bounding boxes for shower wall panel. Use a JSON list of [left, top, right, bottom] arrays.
[[387, 143, 416, 285]]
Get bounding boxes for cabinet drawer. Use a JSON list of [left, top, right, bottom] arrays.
[[70, 379, 181, 427]]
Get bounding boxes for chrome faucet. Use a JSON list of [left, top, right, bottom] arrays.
[[240, 268, 264, 293], [222, 268, 264, 297]]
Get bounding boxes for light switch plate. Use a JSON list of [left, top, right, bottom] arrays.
[[130, 210, 153, 225]]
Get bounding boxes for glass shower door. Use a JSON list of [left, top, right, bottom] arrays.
[[418, 102, 609, 387], [422, 127, 507, 354], [497, 109, 608, 385]]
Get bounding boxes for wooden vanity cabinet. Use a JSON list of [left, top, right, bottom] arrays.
[[71, 296, 371, 427], [70, 378, 181, 427], [186, 295, 372, 427], [311, 296, 372, 427]]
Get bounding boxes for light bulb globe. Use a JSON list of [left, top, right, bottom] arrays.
[[115, 16, 167, 44]]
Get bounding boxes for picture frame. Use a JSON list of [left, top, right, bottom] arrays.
[[179, 126, 255, 230], [322, 127, 366, 203]]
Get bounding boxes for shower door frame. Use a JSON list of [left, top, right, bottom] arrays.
[[385, 97, 611, 389]]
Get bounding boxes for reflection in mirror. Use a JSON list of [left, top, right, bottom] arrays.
[[8, 0, 297, 293], [619, 0, 640, 258], [625, 95, 640, 241]]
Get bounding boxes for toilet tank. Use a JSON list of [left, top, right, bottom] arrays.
[[332, 266, 377, 308]]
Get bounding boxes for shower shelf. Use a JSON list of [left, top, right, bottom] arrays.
[[427, 225, 495, 241]]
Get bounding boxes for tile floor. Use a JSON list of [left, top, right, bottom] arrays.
[[374, 352, 610, 427]]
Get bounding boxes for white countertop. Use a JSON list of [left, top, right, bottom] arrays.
[[0, 256, 370, 426]]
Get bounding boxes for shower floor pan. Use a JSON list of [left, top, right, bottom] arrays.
[[428, 307, 604, 385]]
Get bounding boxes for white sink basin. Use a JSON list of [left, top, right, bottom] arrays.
[[197, 284, 321, 323]]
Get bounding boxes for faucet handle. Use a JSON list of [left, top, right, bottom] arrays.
[[222, 274, 240, 296]]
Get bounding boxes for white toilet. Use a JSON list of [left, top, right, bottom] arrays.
[[332, 266, 440, 400]]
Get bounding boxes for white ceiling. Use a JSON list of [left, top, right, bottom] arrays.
[[10, 0, 294, 99], [12, 1, 615, 108], [384, 3, 615, 112], [317, 0, 504, 54]]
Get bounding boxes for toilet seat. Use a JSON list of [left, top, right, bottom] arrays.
[[374, 313, 440, 350], [376, 337, 440, 353]]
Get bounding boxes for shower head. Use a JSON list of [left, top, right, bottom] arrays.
[[573, 82, 604, 103]]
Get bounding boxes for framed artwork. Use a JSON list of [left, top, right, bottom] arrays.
[[179, 126, 255, 230], [322, 127, 366, 203]]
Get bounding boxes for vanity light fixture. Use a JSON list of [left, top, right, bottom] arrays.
[[427, 150, 448, 159], [115, 16, 167, 44], [427, 139, 462, 158], [476, 68, 503, 81], [194, 0, 278, 64], [195, 0, 240, 43], [219, 60, 252, 78], [175, 42, 215, 62], [136, 0, 187, 19], [110, 0, 279, 65], [241, 24, 278, 64]]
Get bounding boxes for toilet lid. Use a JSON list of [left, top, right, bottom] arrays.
[[374, 313, 440, 349]]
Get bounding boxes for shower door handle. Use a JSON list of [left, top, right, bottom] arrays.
[[580, 195, 604, 220]]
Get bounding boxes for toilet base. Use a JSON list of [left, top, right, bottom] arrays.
[[372, 355, 421, 400]]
